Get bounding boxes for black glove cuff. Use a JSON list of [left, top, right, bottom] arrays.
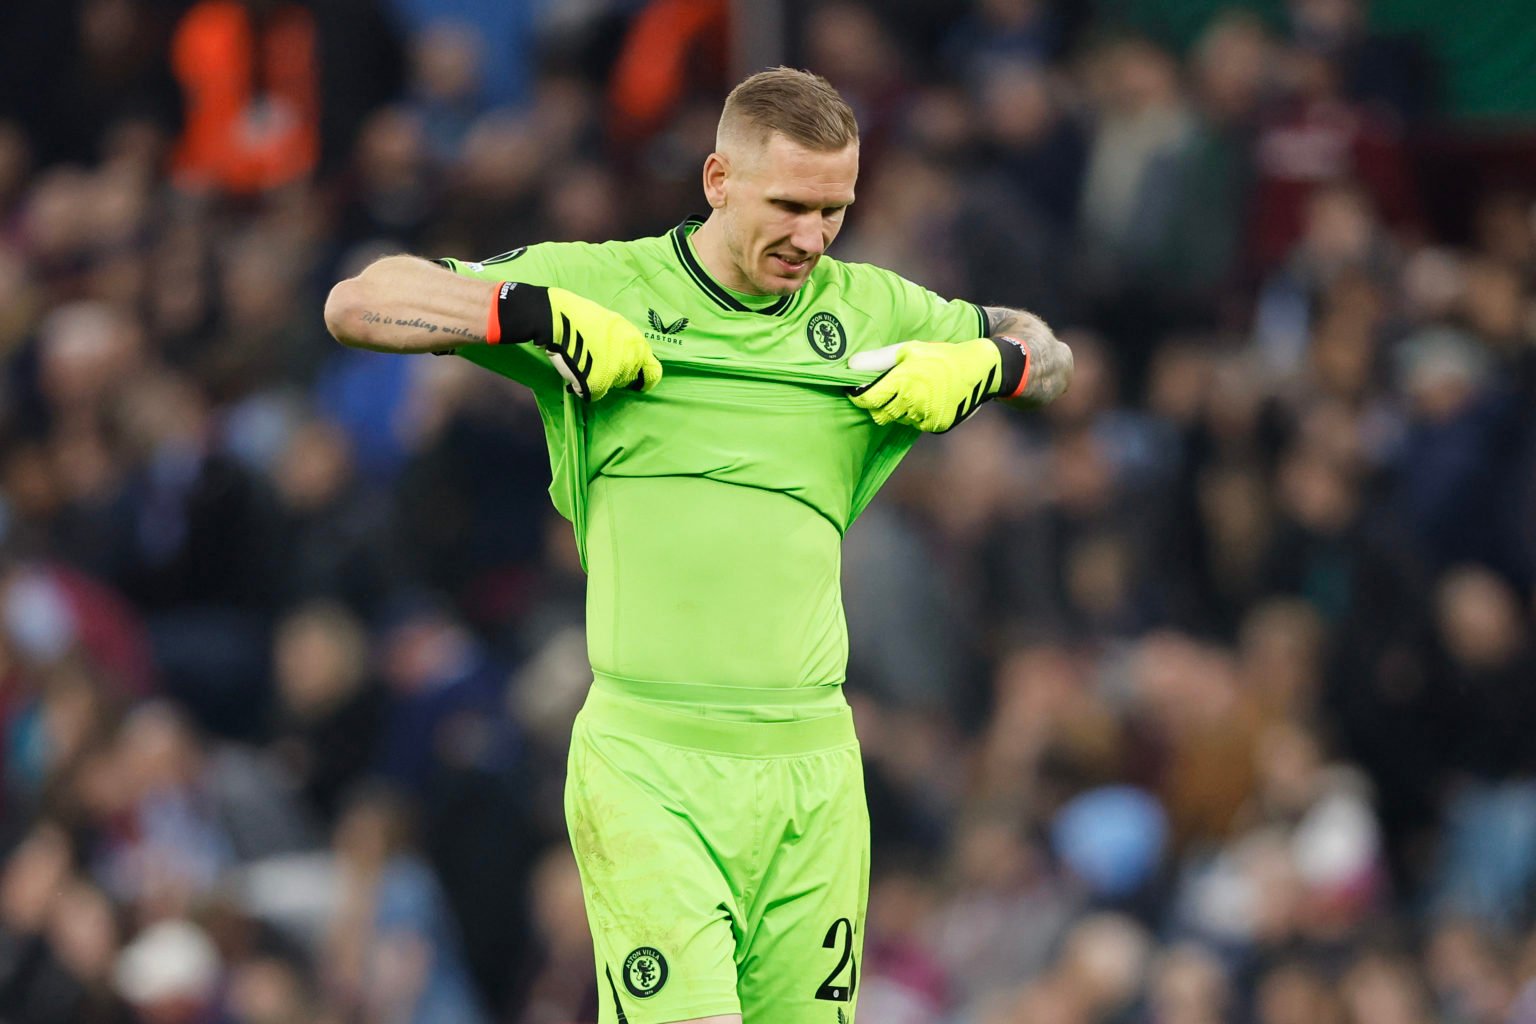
[[990, 335, 1029, 399], [493, 281, 552, 346]]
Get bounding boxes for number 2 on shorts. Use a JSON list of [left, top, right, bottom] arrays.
[[815, 917, 857, 1002]]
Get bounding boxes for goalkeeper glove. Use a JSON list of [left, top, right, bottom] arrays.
[[848, 336, 1029, 432], [489, 282, 662, 400]]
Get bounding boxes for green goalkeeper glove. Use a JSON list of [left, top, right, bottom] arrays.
[[847, 336, 1029, 432], [491, 281, 662, 400]]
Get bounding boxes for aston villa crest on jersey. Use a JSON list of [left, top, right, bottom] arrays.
[[806, 311, 847, 359]]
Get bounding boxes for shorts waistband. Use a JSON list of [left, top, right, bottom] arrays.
[[580, 675, 856, 756], [590, 670, 849, 708]]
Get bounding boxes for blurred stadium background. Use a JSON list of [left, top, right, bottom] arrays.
[[0, 0, 1535, 1021]]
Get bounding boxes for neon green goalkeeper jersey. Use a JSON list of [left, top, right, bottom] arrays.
[[440, 217, 987, 693]]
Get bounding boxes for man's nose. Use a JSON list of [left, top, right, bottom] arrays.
[[790, 214, 827, 256]]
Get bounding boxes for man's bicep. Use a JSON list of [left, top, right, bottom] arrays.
[[435, 243, 564, 288], [879, 269, 990, 343], [923, 294, 991, 342]]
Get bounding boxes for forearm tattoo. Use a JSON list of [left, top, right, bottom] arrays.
[[361, 310, 482, 341]]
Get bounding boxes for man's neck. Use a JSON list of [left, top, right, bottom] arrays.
[[689, 213, 762, 296]]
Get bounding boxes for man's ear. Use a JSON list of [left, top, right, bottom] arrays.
[[702, 151, 729, 209]]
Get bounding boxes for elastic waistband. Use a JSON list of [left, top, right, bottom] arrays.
[[591, 670, 848, 709], [580, 675, 856, 756]]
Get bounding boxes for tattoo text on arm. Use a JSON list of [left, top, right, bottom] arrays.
[[361, 310, 483, 342], [984, 305, 1073, 406]]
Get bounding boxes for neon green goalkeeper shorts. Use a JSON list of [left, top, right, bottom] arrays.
[[565, 674, 869, 1023]]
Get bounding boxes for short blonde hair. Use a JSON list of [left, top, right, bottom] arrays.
[[718, 67, 859, 152]]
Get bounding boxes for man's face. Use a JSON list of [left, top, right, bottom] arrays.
[[709, 133, 858, 295]]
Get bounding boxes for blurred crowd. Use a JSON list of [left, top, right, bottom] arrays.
[[0, 0, 1533, 1021]]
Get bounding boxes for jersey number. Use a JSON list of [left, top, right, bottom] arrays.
[[815, 918, 857, 1002]]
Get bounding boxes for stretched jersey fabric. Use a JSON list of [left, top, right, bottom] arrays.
[[440, 217, 987, 701]]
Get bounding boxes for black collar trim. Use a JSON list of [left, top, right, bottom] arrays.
[[670, 217, 796, 316]]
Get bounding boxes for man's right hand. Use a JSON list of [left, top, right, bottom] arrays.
[[495, 282, 662, 401]]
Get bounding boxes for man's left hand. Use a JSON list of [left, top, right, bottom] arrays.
[[847, 336, 1027, 433]]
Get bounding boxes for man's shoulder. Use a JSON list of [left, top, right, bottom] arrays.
[[815, 254, 920, 291], [443, 232, 677, 297], [497, 231, 673, 271], [807, 255, 910, 309]]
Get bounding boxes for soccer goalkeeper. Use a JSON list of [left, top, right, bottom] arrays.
[[325, 68, 1072, 1024]]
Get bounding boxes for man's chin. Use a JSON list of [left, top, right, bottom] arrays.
[[742, 275, 801, 297], [756, 259, 816, 295]]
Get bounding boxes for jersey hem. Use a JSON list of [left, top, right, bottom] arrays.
[[619, 1003, 742, 1024], [579, 682, 857, 756], [590, 669, 848, 704]]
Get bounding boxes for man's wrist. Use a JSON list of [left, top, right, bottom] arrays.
[[989, 335, 1030, 399], [488, 281, 551, 346]]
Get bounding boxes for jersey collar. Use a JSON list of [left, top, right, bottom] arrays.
[[670, 216, 798, 316]]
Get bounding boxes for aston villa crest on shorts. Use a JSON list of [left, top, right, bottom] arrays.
[[623, 947, 668, 998]]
